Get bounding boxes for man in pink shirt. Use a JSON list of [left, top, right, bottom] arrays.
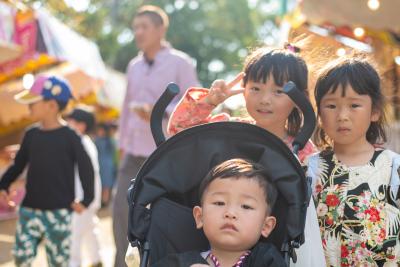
[[114, 5, 199, 267]]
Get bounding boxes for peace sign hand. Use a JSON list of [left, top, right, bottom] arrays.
[[202, 72, 245, 107]]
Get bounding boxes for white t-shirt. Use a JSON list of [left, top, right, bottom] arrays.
[[75, 135, 102, 211]]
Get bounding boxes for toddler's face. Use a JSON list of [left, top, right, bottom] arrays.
[[243, 75, 295, 135], [319, 84, 380, 146], [193, 177, 276, 252]]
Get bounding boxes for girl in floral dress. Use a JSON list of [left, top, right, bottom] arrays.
[[307, 56, 400, 266], [168, 45, 326, 266]]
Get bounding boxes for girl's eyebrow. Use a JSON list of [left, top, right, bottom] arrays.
[[249, 81, 264, 85], [347, 96, 366, 101], [320, 96, 337, 101], [322, 95, 366, 101], [210, 191, 227, 196]]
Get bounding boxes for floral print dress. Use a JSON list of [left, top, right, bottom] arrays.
[[307, 149, 400, 266]]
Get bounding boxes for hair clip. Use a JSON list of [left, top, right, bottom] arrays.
[[284, 42, 301, 53]]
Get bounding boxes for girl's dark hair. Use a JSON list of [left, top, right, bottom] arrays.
[[242, 47, 308, 136], [314, 56, 386, 147], [199, 158, 278, 215]]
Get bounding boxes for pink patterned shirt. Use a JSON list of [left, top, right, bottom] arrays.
[[168, 88, 316, 162]]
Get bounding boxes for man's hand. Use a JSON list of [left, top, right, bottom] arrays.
[[131, 103, 153, 122], [71, 200, 86, 214], [0, 190, 15, 209]]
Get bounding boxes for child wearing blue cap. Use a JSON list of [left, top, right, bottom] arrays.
[[0, 75, 95, 267]]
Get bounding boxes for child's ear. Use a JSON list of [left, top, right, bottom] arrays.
[[193, 206, 204, 229], [48, 99, 59, 111], [261, 216, 276, 238]]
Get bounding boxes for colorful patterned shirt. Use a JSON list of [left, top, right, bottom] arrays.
[[307, 149, 400, 266]]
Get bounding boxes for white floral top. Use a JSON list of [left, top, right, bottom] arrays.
[[307, 149, 400, 267]]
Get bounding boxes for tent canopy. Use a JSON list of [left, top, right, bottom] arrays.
[[0, 3, 106, 84], [0, 2, 108, 142], [301, 0, 400, 33]]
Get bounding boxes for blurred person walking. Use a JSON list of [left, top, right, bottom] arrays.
[[114, 5, 199, 267], [67, 107, 102, 267], [95, 123, 117, 207], [0, 75, 94, 267]]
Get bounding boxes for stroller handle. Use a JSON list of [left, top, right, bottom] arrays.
[[150, 82, 315, 151], [150, 83, 180, 147], [283, 81, 316, 154]]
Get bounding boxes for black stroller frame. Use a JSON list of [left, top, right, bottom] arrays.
[[127, 82, 316, 267]]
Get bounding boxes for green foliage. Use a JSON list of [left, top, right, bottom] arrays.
[[25, 0, 280, 86]]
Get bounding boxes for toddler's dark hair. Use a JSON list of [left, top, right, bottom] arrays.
[[199, 158, 278, 215], [314, 56, 386, 147], [242, 47, 308, 136]]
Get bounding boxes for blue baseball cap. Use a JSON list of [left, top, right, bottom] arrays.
[[14, 75, 73, 104]]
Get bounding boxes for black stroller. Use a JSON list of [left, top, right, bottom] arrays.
[[127, 82, 316, 266]]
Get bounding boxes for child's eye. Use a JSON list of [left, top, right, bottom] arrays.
[[250, 87, 260, 92], [325, 104, 336, 109], [351, 104, 361, 108], [213, 201, 225, 206], [241, 204, 253, 210], [274, 89, 284, 95]]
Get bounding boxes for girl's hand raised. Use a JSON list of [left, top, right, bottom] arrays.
[[201, 72, 245, 107]]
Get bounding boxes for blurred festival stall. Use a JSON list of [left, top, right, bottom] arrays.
[[0, 0, 126, 148], [284, 0, 400, 150], [0, 1, 125, 219]]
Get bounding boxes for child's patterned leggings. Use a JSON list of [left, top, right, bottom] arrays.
[[13, 207, 72, 267]]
